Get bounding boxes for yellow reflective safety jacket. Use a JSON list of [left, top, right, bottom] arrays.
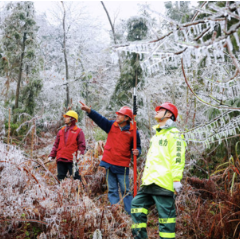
[[141, 125, 186, 192]]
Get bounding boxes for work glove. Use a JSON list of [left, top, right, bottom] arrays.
[[173, 182, 182, 193], [48, 157, 53, 161]]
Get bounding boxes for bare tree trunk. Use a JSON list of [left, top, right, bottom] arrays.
[[7, 108, 11, 151], [100, 1, 117, 44], [15, 5, 31, 113], [192, 98, 196, 128], [61, 1, 70, 108], [100, 1, 122, 72], [14, 31, 27, 110]]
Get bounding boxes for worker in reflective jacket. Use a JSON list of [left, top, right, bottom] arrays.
[[131, 102, 186, 239], [49, 110, 86, 181], [80, 101, 141, 215]]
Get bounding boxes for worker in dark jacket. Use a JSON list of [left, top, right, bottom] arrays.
[[49, 110, 86, 181], [80, 101, 141, 214]]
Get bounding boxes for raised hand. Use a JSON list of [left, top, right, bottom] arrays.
[[79, 101, 91, 114]]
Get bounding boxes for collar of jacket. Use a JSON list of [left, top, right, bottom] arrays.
[[153, 119, 176, 131], [152, 124, 177, 135], [61, 125, 78, 131], [113, 121, 133, 131]]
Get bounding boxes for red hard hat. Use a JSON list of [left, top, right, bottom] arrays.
[[155, 102, 178, 121], [116, 106, 133, 120]]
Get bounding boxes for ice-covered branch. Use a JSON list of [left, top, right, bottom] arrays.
[[182, 58, 240, 111]]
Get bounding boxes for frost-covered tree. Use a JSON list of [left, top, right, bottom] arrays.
[[0, 1, 42, 118], [109, 14, 151, 110], [115, 1, 240, 147], [47, 1, 88, 108], [165, 1, 192, 23], [34, 3, 115, 127], [0, 1, 41, 116]]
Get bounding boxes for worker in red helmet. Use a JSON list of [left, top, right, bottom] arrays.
[[131, 102, 186, 239], [80, 101, 141, 215]]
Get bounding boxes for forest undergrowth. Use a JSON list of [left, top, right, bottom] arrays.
[[1, 129, 240, 239]]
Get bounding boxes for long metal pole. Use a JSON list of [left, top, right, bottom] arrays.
[[133, 87, 137, 197], [133, 53, 139, 197]]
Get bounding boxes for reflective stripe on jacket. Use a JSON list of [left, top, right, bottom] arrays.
[[56, 126, 81, 161], [141, 125, 186, 192]]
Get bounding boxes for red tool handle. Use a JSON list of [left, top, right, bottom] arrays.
[[133, 90, 137, 197], [133, 115, 137, 197]]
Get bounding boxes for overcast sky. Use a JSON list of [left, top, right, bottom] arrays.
[[1, 1, 197, 43], [34, 1, 166, 30]]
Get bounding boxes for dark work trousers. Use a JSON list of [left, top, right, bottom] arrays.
[[131, 188, 176, 239], [57, 161, 82, 181]]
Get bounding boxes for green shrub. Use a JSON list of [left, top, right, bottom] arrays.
[[4, 121, 28, 136], [93, 128, 107, 141]]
